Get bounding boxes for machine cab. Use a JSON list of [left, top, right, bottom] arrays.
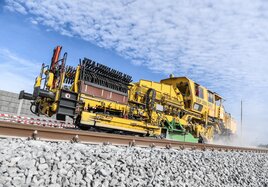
[[161, 77, 194, 110], [161, 76, 225, 120]]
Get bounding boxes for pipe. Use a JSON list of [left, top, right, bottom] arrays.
[[19, 90, 34, 100]]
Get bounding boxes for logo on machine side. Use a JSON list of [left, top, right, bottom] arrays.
[[65, 93, 71, 99]]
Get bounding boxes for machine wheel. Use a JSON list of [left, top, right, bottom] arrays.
[[198, 136, 204, 144]]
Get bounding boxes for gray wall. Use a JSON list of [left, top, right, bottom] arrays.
[[0, 90, 33, 116]]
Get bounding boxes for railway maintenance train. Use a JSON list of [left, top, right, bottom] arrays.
[[19, 46, 236, 143]]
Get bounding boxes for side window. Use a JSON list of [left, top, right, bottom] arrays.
[[215, 95, 222, 106], [199, 87, 204, 99], [195, 84, 199, 96], [208, 91, 214, 103], [216, 98, 222, 106], [193, 103, 203, 111], [195, 84, 204, 99]]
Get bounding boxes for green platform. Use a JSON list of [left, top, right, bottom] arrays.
[[163, 119, 199, 143], [166, 131, 198, 143]]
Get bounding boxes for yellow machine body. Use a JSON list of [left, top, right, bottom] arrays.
[[76, 75, 236, 142]]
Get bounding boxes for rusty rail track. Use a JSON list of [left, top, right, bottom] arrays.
[[0, 121, 267, 153]]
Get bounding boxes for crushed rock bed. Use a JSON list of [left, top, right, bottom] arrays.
[[0, 138, 267, 187]]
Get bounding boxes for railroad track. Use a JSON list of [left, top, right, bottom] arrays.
[[0, 121, 267, 153]]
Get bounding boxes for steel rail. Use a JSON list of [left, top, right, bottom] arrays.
[[0, 121, 267, 153]]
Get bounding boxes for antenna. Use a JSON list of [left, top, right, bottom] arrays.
[[241, 100, 243, 138]]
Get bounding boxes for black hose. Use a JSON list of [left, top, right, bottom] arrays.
[[30, 102, 38, 115]]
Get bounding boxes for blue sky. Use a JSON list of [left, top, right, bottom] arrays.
[[1, 0, 268, 144]]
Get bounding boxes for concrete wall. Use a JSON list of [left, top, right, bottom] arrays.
[[0, 90, 33, 116]]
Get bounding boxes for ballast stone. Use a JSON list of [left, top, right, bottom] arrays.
[[0, 138, 267, 187], [38, 163, 49, 171]]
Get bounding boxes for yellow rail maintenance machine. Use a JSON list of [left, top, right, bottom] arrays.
[[20, 46, 236, 143]]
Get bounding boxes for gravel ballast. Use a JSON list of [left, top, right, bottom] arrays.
[[0, 138, 267, 187]]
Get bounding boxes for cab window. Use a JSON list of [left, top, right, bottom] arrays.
[[208, 91, 214, 103], [215, 95, 222, 106], [193, 103, 203, 111], [176, 82, 190, 96], [195, 84, 204, 99], [177, 81, 191, 108]]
